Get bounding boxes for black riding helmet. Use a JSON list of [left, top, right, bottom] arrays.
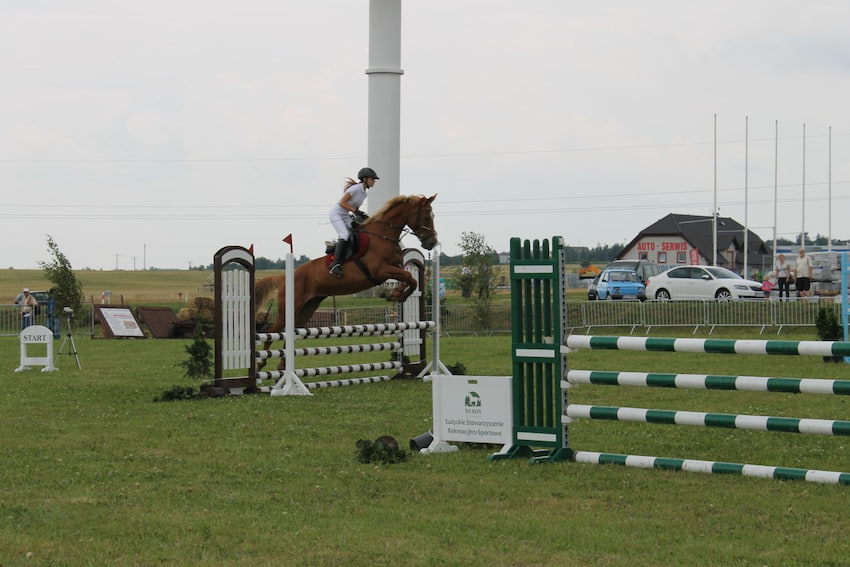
[[358, 167, 379, 181]]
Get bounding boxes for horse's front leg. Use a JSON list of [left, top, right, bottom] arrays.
[[381, 266, 418, 303], [257, 317, 281, 371]]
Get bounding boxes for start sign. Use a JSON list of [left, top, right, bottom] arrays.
[[15, 325, 58, 373]]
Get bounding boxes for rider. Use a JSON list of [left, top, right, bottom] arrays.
[[328, 167, 379, 278]]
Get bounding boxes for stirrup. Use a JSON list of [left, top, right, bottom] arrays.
[[330, 264, 343, 278]]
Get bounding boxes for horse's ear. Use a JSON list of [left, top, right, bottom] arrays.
[[426, 194, 437, 204]]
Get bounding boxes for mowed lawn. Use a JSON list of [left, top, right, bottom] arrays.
[[2, 328, 850, 566]]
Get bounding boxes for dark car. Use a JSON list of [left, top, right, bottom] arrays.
[[602, 259, 662, 283]]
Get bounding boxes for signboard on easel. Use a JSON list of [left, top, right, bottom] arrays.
[[94, 306, 145, 338]]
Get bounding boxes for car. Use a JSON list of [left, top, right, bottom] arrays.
[[645, 265, 762, 301], [588, 268, 646, 301], [602, 259, 662, 283]]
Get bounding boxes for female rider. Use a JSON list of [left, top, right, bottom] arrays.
[[328, 167, 379, 277]]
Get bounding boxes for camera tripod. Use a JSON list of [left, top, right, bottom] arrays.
[[56, 313, 81, 370]]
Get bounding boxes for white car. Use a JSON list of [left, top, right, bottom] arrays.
[[645, 265, 763, 301]]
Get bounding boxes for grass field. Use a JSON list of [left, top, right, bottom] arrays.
[[2, 327, 850, 566]]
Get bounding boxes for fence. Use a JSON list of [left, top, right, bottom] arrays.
[[336, 299, 838, 335], [581, 298, 840, 334], [2, 298, 834, 338], [0, 304, 95, 337]]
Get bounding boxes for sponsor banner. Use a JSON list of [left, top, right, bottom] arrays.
[[434, 375, 512, 444]]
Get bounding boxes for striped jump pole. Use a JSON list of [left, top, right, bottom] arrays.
[[489, 235, 850, 486], [566, 370, 850, 395], [571, 451, 850, 486], [566, 335, 850, 357]]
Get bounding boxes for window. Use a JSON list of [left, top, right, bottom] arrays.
[[666, 267, 690, 279], [657, 251, 667, 264], [639, 252, 648, 260], [677, 251, 687, 264]]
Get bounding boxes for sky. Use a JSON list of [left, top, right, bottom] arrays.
[[2, 1, 849, 270]]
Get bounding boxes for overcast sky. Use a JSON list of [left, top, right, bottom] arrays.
[[2, 1, 848, 270]]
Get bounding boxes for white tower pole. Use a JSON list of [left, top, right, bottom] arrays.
[[366, 0, 403, 213]]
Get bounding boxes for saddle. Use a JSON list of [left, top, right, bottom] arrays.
[[324, 231, 371, 268]]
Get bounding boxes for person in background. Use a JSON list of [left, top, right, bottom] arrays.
[[16, 288, 38, 330], [761, 275, 775, 300], [794, 248, 813, 298], [775, 254, 792, 301]]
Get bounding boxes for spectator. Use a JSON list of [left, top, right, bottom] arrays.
[[16, 288, 38, 330], [761, 275, 775, 300], [794, 248, 813, 298], [775, 254, 792, 301]]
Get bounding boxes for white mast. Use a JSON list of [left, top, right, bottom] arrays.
[[772, 121, 778, 269], [828, 125, 833, 252], [366, 0, 403, 213], [713, 113, 717, 266], [744, 116, 748, 278], [801, 123, 806, 247]]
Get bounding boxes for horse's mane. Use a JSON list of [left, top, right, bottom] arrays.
[[362, 195, 426, 226]]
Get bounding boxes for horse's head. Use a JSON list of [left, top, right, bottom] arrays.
[[410, 195, 438, 250]]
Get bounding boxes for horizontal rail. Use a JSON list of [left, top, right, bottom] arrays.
[[257, 361, 401, 381], [566, 335, 850, 356], [305, 376, 393, 389], [565, 370, 850, 395], [571, 451, 850, 485], [256, 321, 435, 343], [564, 404, 850, 436], [256, 341, 401, 360]]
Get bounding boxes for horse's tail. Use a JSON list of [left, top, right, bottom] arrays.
[[254, 275, 284, 312]]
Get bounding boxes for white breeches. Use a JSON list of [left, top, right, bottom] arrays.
[[329, 213, 352, 240]]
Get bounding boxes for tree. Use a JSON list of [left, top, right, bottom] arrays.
[[458, 232, 499, 331], [459, 232, 498, 300], [38, 235, 83, 312]]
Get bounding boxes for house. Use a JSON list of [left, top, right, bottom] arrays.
[[617, 213, 770, 275]]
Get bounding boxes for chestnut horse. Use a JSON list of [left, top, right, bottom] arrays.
[[254, 194, 438, 369]]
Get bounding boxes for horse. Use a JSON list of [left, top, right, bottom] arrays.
[[254, 194, 438, 369]]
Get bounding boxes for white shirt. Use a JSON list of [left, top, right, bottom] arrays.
[[776, 261, 791, 278], [329, 183, 368, 218], [795, 254, 812, 278]]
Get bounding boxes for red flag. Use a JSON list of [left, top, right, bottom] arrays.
[[282, 234, 293, 254], [248, 244, 254, 255]]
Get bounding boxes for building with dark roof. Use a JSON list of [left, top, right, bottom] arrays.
[[616, 213, 770, 276]]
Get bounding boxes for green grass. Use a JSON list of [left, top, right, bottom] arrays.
[[2, 329, 850, 565]]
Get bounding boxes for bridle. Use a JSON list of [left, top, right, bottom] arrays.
[[358, 199, 434, 245]]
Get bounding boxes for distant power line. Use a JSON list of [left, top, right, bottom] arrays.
[[0, 132, 846, 163], [1, 194, 846, 221]]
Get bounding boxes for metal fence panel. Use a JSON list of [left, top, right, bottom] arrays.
[[641, 300, 707, 331], [582, 300, 643, 332], [704, 300, 772, 330], [0, 303, 94, 337]]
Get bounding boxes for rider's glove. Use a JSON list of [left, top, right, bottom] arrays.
[[353, 210, 369, 224]]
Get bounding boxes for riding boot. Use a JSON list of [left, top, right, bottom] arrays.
[[329, 238, 346, 278]]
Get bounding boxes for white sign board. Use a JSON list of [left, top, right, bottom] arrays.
[[15, 325, 57, 373], [432, 375, 512, 444], [100, 308, 144, 337]]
